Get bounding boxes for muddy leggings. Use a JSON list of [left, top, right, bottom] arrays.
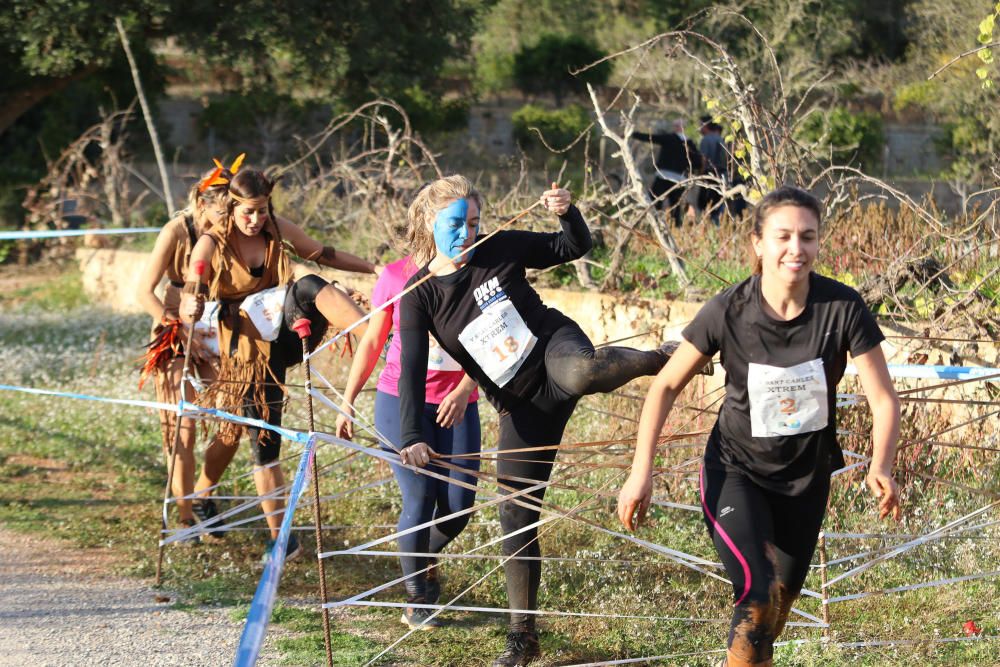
[[498, 321, 669, 632], [242, 275, 331, 465], [699, 464, 829, 665]]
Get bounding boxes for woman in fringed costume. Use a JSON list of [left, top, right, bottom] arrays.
[[181, 167, 378, 560], [137, 158, 245, 541]]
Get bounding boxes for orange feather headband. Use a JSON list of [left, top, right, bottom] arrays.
[[197, 153, 246, 193]]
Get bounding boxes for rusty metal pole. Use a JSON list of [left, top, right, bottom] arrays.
[[818, 532, 831, 640], [291, 318, 333, 667]]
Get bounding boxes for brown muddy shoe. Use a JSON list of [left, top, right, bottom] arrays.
[[658, 340, 714, 375]]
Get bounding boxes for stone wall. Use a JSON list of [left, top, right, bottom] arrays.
[[78, 246, 994, 404]]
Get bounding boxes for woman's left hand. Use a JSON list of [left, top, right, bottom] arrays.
[[436, 386, 471, 428], [540, 185, 571, 216], [866, 467, 902, 521]]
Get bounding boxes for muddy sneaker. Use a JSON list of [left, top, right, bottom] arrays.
[[492, 631, 541, 667], [657, 340, 714, 376], [425, 558, 441, 605], [400, 604, 443, 630], [176, 518, 201, 546], [262, 534, 302, 564], [192, 498, 226, 539]]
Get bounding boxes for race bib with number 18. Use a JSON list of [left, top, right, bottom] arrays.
[[457, 299, 537, 387]]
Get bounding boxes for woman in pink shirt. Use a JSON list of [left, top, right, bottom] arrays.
[[336, 255, 479, 630]]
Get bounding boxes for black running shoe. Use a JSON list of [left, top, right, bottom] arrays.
[[262, 534, 303, 564], [192, 498, 226, 539], [492, 631, 541, 667], [425, 558, 441, 605], [400, 604, 443, 630]]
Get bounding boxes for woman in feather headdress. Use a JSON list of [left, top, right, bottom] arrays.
[[137, 157, 246, 541], [180, 166, 378, 560]]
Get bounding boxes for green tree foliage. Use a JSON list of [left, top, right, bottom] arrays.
[[891, 0, 1000, 182], [511, 103, 591, 149], [797, 107, 885, 169], [1, 0, 480, 135], [512, 34, 610, 104]]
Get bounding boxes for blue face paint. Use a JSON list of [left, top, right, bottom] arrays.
[[433, 198, 476, 261]]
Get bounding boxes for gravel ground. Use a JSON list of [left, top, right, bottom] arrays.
[[0, 527, 287, 666]]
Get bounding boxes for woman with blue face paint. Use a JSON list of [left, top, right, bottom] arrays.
[[397, 175, 699, 666]]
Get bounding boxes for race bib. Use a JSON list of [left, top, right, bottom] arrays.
[[457, 299, 537, 387], [194, 300, 220, 357], [240, 286, 287, 342], [747, 358, 828, 437], [428, 334, 462, 372]]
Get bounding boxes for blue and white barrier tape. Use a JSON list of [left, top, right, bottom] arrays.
[[233, 434, 317, 667], [0, 227, 160, 240], [0, 383, 308, 444], [845, 364, 1000, 381]]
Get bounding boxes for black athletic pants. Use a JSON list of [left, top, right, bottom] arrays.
[[243, 275, 330, 465], [497, 320, 668, 632], [699, 463, 829, 663]]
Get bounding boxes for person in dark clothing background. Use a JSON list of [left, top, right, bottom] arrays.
[[631, 118, 702, 227]]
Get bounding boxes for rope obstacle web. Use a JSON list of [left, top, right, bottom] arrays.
[[3, 225, 999, 665]]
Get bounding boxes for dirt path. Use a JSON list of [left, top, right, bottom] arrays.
[[0, 527, 287, 666]]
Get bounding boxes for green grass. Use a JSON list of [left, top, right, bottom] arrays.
[[1, 266, 998, 665]]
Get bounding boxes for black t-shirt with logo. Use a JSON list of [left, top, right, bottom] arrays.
[[398, 205, 591, 447], [682, 273, 884, 495]]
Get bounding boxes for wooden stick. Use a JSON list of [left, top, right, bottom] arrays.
[[155, 260, 205, 586]]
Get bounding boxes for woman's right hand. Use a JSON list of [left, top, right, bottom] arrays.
[[335, 403, 355, 440], [400, 442, 435, 468], [180, 292, 204, 323], [617, 471, 653, 532]]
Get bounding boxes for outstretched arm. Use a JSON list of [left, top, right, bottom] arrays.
[[617, 340, 711, 531], [277, 217, 379, 275], [854, 344, 902, 521], [516, 185, 593, 269]]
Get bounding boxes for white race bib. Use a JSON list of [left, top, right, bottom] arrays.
[[240, 286, 287, 342], [457, 299, 537, 387], [747, 358, 828, 437], [428, 334, 462, 372], [194, 300, 220, 357]]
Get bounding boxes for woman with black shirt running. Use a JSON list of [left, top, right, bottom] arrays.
[[618, 186, 901, 667], [398, 175, 690, 666]]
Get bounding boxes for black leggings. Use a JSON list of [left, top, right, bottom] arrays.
[[244, 275, 330, 465], [498, 321, 668, 631], [699, 464, 829, 663]]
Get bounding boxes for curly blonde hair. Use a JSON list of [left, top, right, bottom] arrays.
[[405, 175, 484, 265], [183, 167, 231, 226]]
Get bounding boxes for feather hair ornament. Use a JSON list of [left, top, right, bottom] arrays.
[[199, 153, 246, 192]]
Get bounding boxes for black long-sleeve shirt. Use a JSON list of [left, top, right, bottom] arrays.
[[398, 205, 592, 447]]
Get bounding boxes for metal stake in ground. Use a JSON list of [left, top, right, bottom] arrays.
[[819, 532, 831, 640], [155, 260, 206, 586], [291, 317, 334, 667]]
